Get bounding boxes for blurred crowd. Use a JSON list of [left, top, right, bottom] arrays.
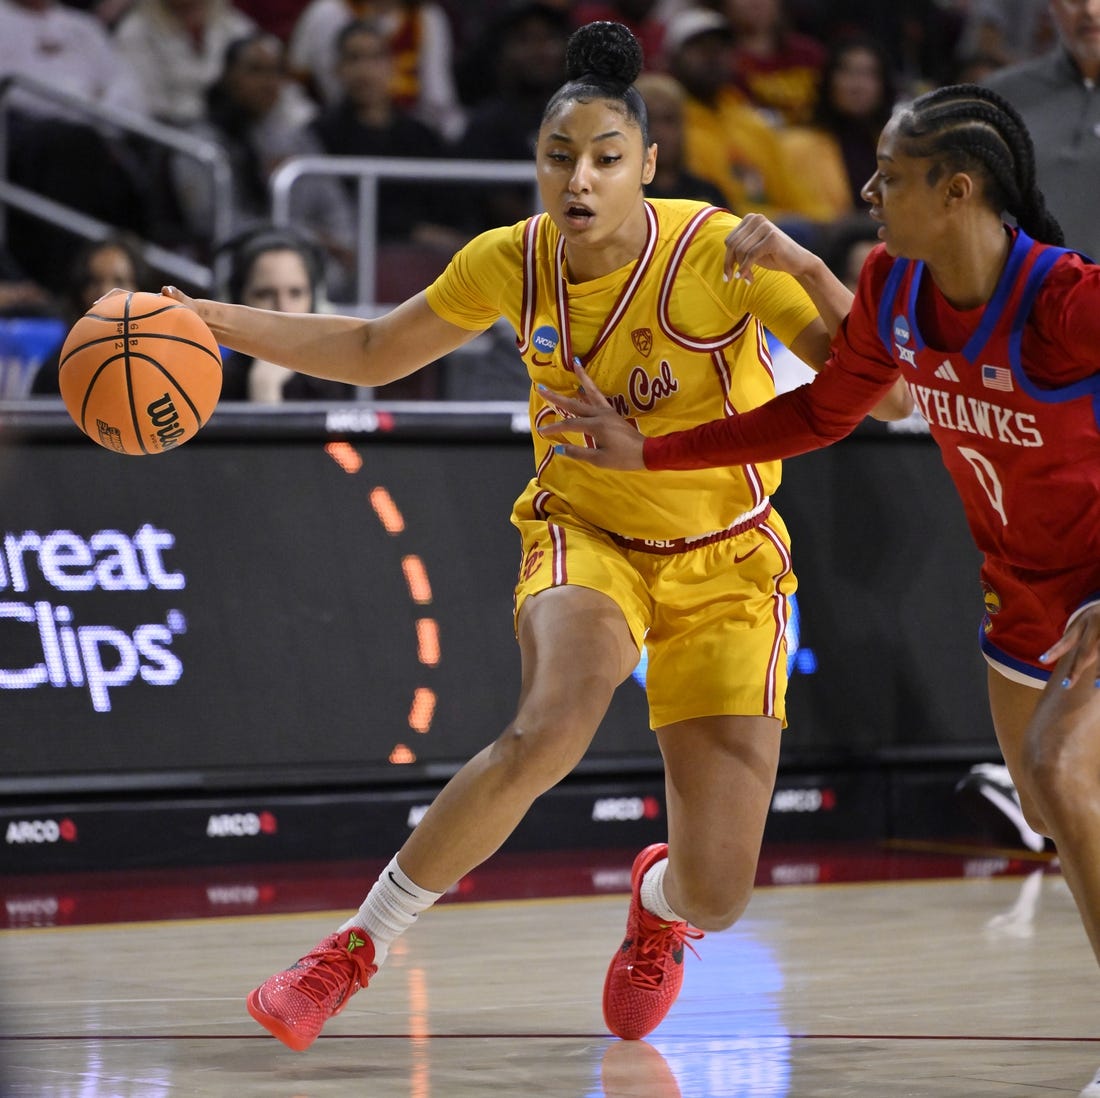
[[0, 0, 1073, 399]]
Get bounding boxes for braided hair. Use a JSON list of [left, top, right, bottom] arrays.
[[542, 21, 649, 146], [894, 83, 1064, 246]]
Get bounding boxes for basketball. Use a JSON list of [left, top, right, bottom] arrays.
[[58, 290, 223, 456]]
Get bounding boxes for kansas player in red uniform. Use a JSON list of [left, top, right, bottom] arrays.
[[541, 83, 1100, 1094]]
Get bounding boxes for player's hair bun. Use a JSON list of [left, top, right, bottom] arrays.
[[564, 21, 643, 90]]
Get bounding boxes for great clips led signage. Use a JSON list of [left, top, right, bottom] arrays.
[[0, 415, 993, 796], [0, 435, 653, 791], [0, 525, 187, 712]]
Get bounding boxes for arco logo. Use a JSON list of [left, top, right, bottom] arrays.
[[5, 817, 78, 844]]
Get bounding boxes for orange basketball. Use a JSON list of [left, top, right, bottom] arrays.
[[58, 290, 223, 456]]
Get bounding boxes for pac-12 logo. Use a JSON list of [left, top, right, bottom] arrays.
[[531, 325, 559, 365]]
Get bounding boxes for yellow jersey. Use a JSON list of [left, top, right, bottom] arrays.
[[424, 198, 818, 541]]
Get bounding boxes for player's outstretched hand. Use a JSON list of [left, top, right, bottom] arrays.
[[537, 361, 647, 470], [1041, 605, 1100, 688], [90, 287, 131, 306], [161, 285, 198, 310], [723, 213, 815, 284]]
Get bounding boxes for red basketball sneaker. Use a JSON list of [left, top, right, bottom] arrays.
[[247, 927, 377, 1051], [603, 844, 702, 1040]]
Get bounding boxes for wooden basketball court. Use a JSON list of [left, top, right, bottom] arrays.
[[2, 845, 1098, 1096]]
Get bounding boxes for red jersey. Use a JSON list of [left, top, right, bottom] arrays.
[[647, 229, 1100, 574]]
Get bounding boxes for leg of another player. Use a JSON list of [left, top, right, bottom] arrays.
[[397, 583, 641, 892], [986, 668, 1049, 840], [656, 715, 782, 930], [1003, 664, 1100, 966]]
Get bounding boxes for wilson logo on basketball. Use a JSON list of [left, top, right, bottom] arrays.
[[147, 393, 187, 451]]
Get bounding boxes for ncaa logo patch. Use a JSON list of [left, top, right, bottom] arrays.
[[532, 325, 560, 356], [893, 315, 911, 345]]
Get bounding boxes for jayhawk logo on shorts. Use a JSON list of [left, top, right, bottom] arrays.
[[981, 582, 1002, 615]]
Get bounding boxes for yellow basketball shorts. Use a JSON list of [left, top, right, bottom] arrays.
[[511, 493, 797, 729]]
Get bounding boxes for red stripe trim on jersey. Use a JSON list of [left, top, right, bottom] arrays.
[[533, 407, 557, 479], [706, 339, 764, 506], [657, 207, 752, 351], [531, 488, 552, 520], [755, 318, 775, 383], [515, 215, 542, 355], [549, 521, 567, 584], [758, 519, 793, 718], [740, 321, 772, 507], [554, 203, 660, 370], [708, 348, 737, 418], [554, 235, 572, 369], [743, 460, 765, 509]]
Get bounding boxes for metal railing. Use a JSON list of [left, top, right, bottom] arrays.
[[269, 155, 540, 303], [0, 73, 233, 291]]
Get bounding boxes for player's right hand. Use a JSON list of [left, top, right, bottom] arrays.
[[536, 361, 647, 471], [723, 213, 814, 284], [1041, 605, 1100, 688]]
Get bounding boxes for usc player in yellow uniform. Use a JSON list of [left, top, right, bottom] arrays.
[[162, 20, 908, 1050]]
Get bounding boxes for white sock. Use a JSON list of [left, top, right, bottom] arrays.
[[339, 855, 444, 966], [639, 857, 685, 923]]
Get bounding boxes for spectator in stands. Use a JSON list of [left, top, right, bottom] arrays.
[[981, 0, 1100, 260], [0, 247, 54, 318], [819, 214, 880, 294], [956, 0, 1053, 69], [288, 0, 464, 140], [62, 0, 139, 30], [0, 0, 151, 290], [113, 0, 256, 126], [777, 34, 896, 222], [663, 8, 827, 229], [950, 50, 1007, 86], [232, 0, 309, 41], [781, 0, 966, 95], [634, 72, 727, 207], [171, 30, 356, 295], [29, 233, 151, 396], [455, 0, 566, 110], [723, 0, 826, 125], [309, 18, 465, 251], [571, 0, 666, 67], [217, 224, 356, 400], [0, 0, 143, 110], [458, 1, 570, 231]]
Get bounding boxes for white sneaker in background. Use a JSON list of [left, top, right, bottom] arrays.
[[1078, 1066, 1100, 1097], [954, 762, 1047, 853]]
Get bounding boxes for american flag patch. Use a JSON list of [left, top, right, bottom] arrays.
[[981, 364, 1014, 392]]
